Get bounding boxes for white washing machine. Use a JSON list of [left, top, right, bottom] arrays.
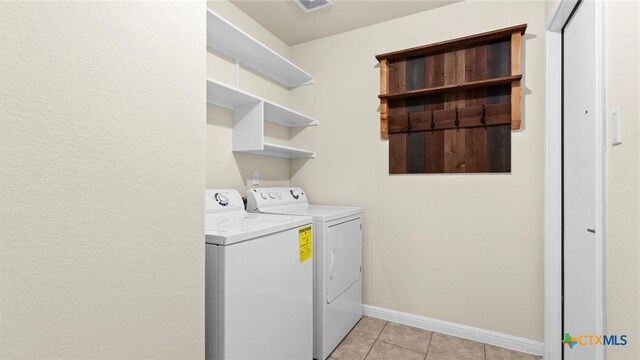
[[246, 187, 362, 360], [205, 189, 314, 360]]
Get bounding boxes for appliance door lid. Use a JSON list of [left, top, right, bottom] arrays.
[[261, 204, 362, 222], [326, 218, 362, 303], [205, 213, 312, 245]]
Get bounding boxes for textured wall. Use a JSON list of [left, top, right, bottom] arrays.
[[0, 2, 206, 358], [290, 1, 545, 342]]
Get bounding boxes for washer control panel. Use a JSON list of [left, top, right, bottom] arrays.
[[205, 189, 244, 213], [246, 187, 308, 211]]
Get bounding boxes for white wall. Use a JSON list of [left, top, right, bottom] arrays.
[[0, 2, 205, 358], [290, 1, 545, 342], [206, 0, 294, 191], [604, 1, 640, 359]]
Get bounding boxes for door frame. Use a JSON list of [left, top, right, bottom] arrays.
[[544, 0, 606, 359]]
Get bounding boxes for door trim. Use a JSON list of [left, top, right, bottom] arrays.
[[544, 1, 606, 359]]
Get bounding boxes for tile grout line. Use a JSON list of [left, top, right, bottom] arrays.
[[373, 320, 432, 357], [363, 320, 388, 360], [424, 331, 434, 360], [375, 338, 429, 355], [331, 319, 371, 360], [375, 320, 387, 341], [333, 317, 376, 359]]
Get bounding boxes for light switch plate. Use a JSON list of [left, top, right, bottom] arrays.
[[252, 170, 259, 186], [612, 108, 622, 146]]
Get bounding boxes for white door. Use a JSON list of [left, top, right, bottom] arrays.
[[563, 1, 598, 359], [326, 218, 362, 303]]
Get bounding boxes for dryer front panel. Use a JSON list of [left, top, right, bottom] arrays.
[[326, 218, 362, 304]]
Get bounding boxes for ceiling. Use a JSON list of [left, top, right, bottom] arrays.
[[229, 0, 462, 45]]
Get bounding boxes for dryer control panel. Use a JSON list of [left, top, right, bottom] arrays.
[[205, 189, 245, 213], [246, 187, 308, 211]]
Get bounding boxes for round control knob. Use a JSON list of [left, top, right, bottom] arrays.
[[269, 192, 276, 199], [290, 189, 300, 200], [261, 192, 268, 200], [215, 193, 229, 206]]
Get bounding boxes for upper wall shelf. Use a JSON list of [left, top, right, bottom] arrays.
[[206, 9, 315, 88], [378, 75, 522, 100]]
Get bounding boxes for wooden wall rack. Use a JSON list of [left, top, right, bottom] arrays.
[[376, 24, 526, 174]]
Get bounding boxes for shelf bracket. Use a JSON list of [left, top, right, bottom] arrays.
[[511, 31, 522, 130], [233, 60, 240, 88], [380, 59, 389, 139]]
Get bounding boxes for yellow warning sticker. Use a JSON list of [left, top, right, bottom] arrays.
[[298, 225, 312, 263]]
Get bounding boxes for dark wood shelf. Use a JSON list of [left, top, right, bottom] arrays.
[[375, 24, 527, 61], [376, 23, 526, 174], [378, 75, 522, 100]]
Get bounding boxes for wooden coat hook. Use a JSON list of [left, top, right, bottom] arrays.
[[454, 108, 459, 127]]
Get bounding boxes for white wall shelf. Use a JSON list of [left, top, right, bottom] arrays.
[[207, 9, 315, 88], [207, 78, 318, 127], [207, 78, 317, 159], [247, 143, 316, 159], [206, 77, 258, 109], [263, 101, 319, 127], [206, 10, 317, 159]]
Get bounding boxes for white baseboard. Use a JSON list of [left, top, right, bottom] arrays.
[[362, 304, 544, 356]]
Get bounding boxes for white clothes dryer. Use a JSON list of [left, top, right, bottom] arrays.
[[246, 187, 362, 360], [205, 189, 313, 360]]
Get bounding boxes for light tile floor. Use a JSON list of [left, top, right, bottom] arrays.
[[329, 316, 542, 360]]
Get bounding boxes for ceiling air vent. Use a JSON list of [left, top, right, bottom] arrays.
[[295, 0, 333, 13]]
